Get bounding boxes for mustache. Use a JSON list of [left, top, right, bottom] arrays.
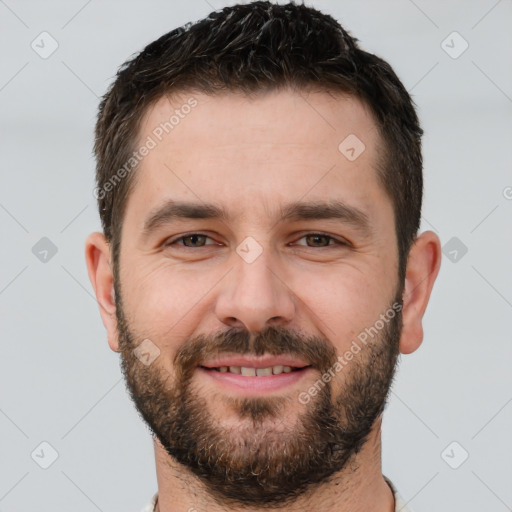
[[174, 325, 338, 381]]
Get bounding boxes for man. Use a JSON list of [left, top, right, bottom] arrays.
[[85, 2, 441, 511]]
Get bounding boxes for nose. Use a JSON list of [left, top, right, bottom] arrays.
[[214, 247, 296, 334]]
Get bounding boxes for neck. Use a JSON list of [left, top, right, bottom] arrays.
[[152, 417, 395, 512]]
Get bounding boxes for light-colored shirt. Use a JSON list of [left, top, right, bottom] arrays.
[[384, 476, 414, 512], [140, 476, 413, 511]]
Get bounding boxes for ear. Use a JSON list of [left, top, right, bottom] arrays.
[[85, 232, 120, 352], [399, 230, 442, 354]]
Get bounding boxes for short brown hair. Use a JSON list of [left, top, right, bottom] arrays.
[[94, 0, 423, 282]]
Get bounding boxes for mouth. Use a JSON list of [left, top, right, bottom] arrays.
[[197, 354, 314, 394], [200, 364, 310, 376]]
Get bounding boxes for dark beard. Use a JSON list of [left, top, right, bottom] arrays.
[[115, 285, 402, 507]]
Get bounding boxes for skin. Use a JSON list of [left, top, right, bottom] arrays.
[[85, 89, 441, 512]]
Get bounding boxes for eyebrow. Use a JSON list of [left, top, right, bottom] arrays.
[[141, 199, 372, 239]]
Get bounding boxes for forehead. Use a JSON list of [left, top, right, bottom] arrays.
[[126, 88, 389, 231], [137, 88, 379, 158]]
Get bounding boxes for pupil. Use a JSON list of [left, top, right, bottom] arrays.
[[186, 235, 204, 246], [308, 235, 328, 247]]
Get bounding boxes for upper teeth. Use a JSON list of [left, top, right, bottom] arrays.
[[216, 365, 295, 375]]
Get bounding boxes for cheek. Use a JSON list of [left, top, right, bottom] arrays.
[[120, 258, 222, 336], [292, 264, 391, 345]]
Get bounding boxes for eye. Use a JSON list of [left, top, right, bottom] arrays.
[[164, 232, 349, 250], [166, 233, 217, 248], [293, 233, 348, 248]]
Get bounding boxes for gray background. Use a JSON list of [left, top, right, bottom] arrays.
[[1, 0, 511, 510]]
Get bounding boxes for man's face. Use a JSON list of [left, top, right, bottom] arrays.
[[114, 89, 402, 505]]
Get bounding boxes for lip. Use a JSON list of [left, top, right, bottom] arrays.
[[200, 354, 311, 369], [197, 366, 314, 394]]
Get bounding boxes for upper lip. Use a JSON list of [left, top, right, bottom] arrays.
[[200, 354, 311, 369]]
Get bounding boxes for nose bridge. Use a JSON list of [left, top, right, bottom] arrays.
[[214, 240, 295, 332]]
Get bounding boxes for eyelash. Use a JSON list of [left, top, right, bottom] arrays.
[[164, 232, 349, 249]]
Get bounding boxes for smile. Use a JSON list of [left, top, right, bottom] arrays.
[[202, 365, 308, 376]]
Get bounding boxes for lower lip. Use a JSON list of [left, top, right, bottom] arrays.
[[197, 366, 314, 395]]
